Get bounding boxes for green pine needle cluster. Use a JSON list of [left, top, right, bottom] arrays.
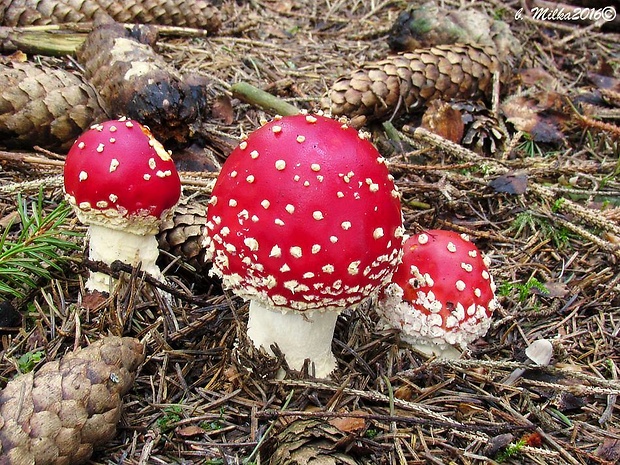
[[0, 192, 81, 299]]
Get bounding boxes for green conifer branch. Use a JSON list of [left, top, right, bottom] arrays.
[[0, 192, 81, 299]]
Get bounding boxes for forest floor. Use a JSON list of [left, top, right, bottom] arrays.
[[1, 0, 620, 464]]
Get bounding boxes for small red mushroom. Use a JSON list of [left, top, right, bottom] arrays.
[[63, 117, 181, 292], [377, 229, 498, 358], [204, 113, 404, 377]]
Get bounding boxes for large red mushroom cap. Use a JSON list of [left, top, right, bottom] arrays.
[[377, 229, 498, 356], [204, 113, 404, 312], [63, 118, 181, 235]]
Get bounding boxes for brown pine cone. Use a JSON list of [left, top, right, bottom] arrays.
[[76, 21, 207, 145], [0, 336, 144, 465], [158, 201, 208, 272], [0, 0, 221, 32], [324, 44, 504, 127], [0, 61, 105, 150]]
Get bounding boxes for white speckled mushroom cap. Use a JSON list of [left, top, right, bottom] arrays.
[[63, 118, 181, 235], [377, 230, 498, 351], [204, 114, 405, 312]]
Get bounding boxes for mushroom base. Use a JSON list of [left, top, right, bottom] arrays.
[[399, 335, 463, 359], [246, 300, 339, 378], [85, 224, 164, 292]]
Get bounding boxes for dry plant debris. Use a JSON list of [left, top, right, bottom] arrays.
[[0, 0, 619, 464]]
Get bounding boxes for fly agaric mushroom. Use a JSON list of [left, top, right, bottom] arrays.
[[377, 229, 498, 358], [63, 117, 181, 292], [204, 113, 404, 377]]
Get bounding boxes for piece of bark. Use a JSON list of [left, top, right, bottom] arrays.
[[0, 336, 145, 465], [0, 60, 105, 150]]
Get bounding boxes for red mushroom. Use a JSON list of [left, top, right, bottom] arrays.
[[63, 117, 181, 292], [204, 113, 404, 377], [376, 229, 498, 358]]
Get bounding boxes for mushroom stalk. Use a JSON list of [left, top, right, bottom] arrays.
[[86, 224, 164, 292], [247, 300, 339, 378]]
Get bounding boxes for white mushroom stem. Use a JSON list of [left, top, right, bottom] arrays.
[[246, 300, 339, 378], [85, 224, 164, 292]]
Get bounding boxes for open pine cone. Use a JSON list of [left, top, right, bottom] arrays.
[[158, 201, 208, 273]]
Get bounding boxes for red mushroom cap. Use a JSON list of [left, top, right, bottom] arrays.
[[377, 229, 498, 349], [63, 118, 181, 235], [205, 113, 404, 312]]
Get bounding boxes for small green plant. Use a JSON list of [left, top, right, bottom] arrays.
[[551, 197, 565, 213], [517, 135, 544, 157], [517, 277, 549, 302], [509, 210, 571, 249], [0, 192, 81, 298], [157, 405, 184, 433], [496, 438, 526, 462], [201, 418, 224, 431], [364, 428, 379, 439], [17, 350, 45, 373], [499, 277, 549, 303], [204, 459, 225, 465], [201, 406, 226, 431]]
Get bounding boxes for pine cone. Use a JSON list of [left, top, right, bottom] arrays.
[[158, 201, 208, 272], [267, 419, 365, 465], [324, 44, 503, 127], [387, 1, 522, 66], [388, 2, 494, 51], [0, 0, 221, 32], [0, 61, 105, 150], [76, 21, 207, 145], [0, 336, 144, 465]]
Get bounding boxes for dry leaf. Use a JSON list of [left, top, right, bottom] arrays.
[[6, 50, 28, 62], [489, 173, 528, 195], [596, 436, 620, 462], [588, 73, 620, 93], [501, 94, 567, 143], [393, 384, 413, 401], [177, 425, 206, 437], [518, 68, 556, 89], [328, 411, 366, 433], [212, 94, 235, 124], [421, 100, 464, 143]]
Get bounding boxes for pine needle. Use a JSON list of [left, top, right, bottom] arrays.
[[0, 191, 81, 299]]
